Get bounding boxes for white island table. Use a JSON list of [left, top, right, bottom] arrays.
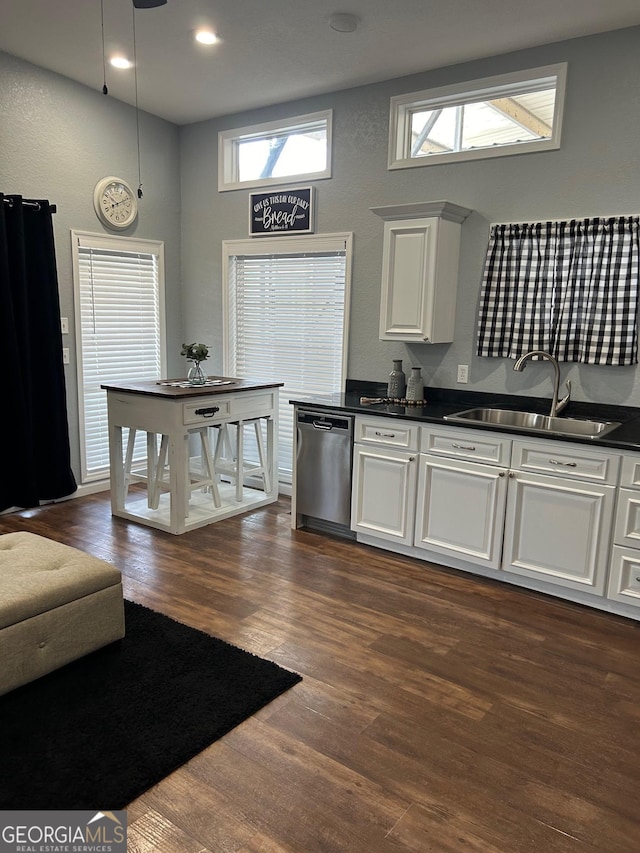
[[101, 377, 282, 534]]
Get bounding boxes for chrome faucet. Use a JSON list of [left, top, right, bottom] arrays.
[[513, 350, 571, 417]]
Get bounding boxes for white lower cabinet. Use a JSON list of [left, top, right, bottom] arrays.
[[502, 470, 615, 595], [350, 416, 640, 616], [607, 453, 640, 611], [351, 417, 418, 546], [414, 455, 508, 570]]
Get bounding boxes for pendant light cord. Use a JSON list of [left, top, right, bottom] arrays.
[[132, 5, 143, 198], [100, 0, 108, 94]]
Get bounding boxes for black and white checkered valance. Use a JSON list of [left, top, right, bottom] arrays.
[[476, 216, 640, 365]]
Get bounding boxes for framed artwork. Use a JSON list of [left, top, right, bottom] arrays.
[[249, 187, 315, 236]]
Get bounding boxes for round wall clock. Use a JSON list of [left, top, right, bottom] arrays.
[[93, 176, 138, 230]]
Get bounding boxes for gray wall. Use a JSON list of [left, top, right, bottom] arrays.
[[180, 25, 640, 408], [0, 50, 182, 485], [1, 26, 639, 487]]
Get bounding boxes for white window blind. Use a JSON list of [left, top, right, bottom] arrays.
[[72, 231, 166, 483], [224, 234, 352, 482]]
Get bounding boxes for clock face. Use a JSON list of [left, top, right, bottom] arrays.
[[93, 177, 138, 230]]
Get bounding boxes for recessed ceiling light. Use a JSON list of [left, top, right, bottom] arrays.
[[195, 29, 220, 45], [329, 13, 359, 33], [110, 56, 133, 69]]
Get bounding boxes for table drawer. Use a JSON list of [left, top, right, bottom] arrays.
[[229, 390, 277, 417], [512, 439, 620, 484], [420, 426, 511, 465], [355, 417, 419, 451], [183, 397, 231, 425]]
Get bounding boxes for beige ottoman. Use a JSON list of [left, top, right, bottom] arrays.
[[0, 531, 125, 696]]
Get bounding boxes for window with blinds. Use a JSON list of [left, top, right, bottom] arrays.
[[223, 234, 352, 482], [72, 231, 166, 483]]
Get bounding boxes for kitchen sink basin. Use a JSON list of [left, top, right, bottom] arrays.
[[444, 408, 621, 439]]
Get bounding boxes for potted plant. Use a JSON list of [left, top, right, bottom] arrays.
[[181, 342, 209, 385]]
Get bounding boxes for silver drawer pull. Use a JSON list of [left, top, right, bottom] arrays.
[[375, 430, 396, 438], [548, 458, 577, 467], [452, 442, 476, 451]]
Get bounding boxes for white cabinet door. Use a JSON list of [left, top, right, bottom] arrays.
[[376, 208, 468, 343], [414, 455, 508, 570], [351, 444, 417, 546], [503, 471, 615, 595]]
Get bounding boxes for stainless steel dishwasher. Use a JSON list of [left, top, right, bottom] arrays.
[[295, 408, 354, 531]]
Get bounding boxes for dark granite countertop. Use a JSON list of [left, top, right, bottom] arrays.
[[289, 381, 640, 452]]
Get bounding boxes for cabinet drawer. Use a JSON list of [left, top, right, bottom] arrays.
[[614, 488, 640, 548], [608, 546, 640, 609], [420, 426, 511, 466], [620, 453, 640, 489], [355, 417, 419, 451], [183, 396, 231, 425], [512, 439, 620, 484]]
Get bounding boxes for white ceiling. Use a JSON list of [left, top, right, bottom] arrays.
[[1, 0, 639, 126]]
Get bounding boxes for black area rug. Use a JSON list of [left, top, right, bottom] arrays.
[[0, 600, 301, 809]]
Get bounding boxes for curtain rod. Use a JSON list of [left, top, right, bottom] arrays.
[[2, 197, 57, 213], [490, 212, 639, 227]]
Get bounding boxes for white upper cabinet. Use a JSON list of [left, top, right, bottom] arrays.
[[371, 201, 471, 343]]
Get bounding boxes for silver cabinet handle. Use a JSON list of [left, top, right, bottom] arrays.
[[452, 442, 476, 451], [499, 471, 505, 477], [548, 458, 577, 467], [509, 471, 514, 478], [375, 430, 396, 438], [409, 456, 415, 462]]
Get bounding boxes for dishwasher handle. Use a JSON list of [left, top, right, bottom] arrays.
[[296, 410, 353, 434]]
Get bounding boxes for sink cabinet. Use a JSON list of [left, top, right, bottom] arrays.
[[415, 429, 617, 593], [503, 439, 619, 595]]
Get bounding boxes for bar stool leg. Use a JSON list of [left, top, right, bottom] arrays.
[[123, 427, 137, 497], [253, 418, 271, 493], [150, 434, 169, 509], [199, 429, 221, 508], [235, 421, 244, 501]]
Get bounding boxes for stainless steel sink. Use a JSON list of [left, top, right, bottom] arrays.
[[444, 408, 621, 439]]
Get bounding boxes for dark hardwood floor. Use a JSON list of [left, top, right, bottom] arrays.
[[2, 492, 639, 852]]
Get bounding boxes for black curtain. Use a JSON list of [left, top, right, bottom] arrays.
[[0, 194, 76, 512]]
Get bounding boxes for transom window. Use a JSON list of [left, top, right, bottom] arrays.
[[389, 64, 566, 169], [218, 110, 332, 192]]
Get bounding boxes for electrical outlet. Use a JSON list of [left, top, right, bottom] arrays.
[[62, 348, 70, 364], [60, 317, 69, 334], [457, 364, 469, 383]]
